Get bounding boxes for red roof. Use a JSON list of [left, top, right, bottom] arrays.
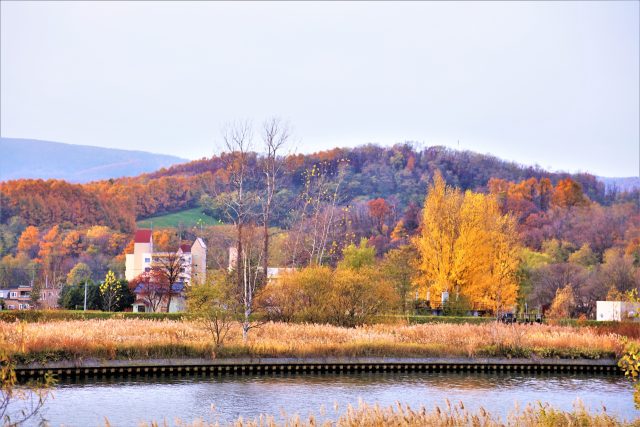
[[179, 244, 191, 253], [134, 229, 153, 243]]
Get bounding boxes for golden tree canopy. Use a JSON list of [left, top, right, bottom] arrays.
[[414, 172, 520, 313]]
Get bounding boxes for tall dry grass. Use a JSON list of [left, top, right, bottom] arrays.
[[0, 319, 629, 363], [132, 401, 636, 427]]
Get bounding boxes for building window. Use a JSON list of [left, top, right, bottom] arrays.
[[8, 305, 15, 310], [9, 292, 17, 298], [144, 258, 151, 263]]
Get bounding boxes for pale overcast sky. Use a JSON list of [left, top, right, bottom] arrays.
[[1, 1, 638, 176]]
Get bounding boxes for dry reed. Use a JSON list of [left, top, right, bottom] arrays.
[[129, 400, 637, 427], [0, 320, 629, 363]]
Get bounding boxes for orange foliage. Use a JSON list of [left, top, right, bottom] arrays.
[[152, 229, 179, 252], [0, 179, 134, 231], [17, 226, 40, 258], [61, 230, 84, 257], [38, 225, 68, 284], [489, 176, 587, 218], [405, 155, 416, 171], [0, 172, 216, 232], [552, 178, 589, 208], [122, 239, 135, 256]]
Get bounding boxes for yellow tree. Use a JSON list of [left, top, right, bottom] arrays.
[[328, 266, 396, 326], [414, 172, 520, 313], [99, 270, 120, 312], [467, 205, 520, 313], [413, 172, 463, 301], [331, 240, 397, 326], [547, 285, 576, 319], [451, 191, 489, 296]]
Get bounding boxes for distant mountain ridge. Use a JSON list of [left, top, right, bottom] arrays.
[[0, 138, 188, 183], [597, 176, 640, 192]]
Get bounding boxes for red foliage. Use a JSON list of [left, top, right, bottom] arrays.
[[368, 198, 391, 235]]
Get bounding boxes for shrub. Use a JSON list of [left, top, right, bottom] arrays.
[[619, 341, 640, 409], [0, 310, 184, 323]]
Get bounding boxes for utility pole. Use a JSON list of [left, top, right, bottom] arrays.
[[84, 280, 88, 311]]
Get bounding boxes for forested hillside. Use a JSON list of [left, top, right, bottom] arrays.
[[0, 142, 638, 318], [1, 143, 632, 232]]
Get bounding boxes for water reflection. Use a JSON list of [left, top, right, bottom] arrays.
[[16, 371, 639, 426]]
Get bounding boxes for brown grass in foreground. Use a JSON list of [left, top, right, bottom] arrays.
[[0, 320, 630, 363], [127, 401, 638, 427]]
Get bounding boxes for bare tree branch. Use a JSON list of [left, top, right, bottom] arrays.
[[261, 117, 290, 281]]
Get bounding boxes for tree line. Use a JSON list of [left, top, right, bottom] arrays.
[[3, 137, 635, 234], [0, 120, 638, 330]]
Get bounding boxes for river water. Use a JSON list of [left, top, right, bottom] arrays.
[[12, 371, 639, 426]]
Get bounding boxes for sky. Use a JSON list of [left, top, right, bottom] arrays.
[[1, 1, 638, 177]]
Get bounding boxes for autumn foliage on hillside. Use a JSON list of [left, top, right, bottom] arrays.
[[0, 173, 217, 232], [0, 142, 638, 318], [2, 144, 629, 233]]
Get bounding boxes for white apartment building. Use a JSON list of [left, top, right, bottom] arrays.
[[125, 229, 207, 285]]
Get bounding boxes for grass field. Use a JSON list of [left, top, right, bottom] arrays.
[[136, 207, 221, 229], [1, 320, 628, 363]]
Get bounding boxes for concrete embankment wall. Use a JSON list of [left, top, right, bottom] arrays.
[[15, 357, 622, 379]]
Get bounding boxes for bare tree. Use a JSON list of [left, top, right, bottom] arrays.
[[201, 226, 236, 271], [260, 118, 289, 281], [218, 121, 264, 341], [314, 166, 346, 264], [288, 168, 316, 267], [220, 120, 254, 286], [152, 251, 184, 312], [288, 160, 348, 267], [239, 224, 265, 340], [130, 271, 167, 313]]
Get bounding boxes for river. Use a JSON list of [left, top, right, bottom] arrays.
[[11, 371, 639, 426]]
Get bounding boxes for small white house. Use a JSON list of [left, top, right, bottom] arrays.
[[132, 282, 186, 313], [266, 267, 296, 281], [596, 301, 640, 321]]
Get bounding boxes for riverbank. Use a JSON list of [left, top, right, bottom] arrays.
[[1, 319, 629, 365], [14, 355, 622, 380]]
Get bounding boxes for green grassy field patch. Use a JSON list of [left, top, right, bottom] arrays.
[[136, 207, 221, 229]]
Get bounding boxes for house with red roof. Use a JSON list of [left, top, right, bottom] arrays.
[[125, 229, 207, 312]]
